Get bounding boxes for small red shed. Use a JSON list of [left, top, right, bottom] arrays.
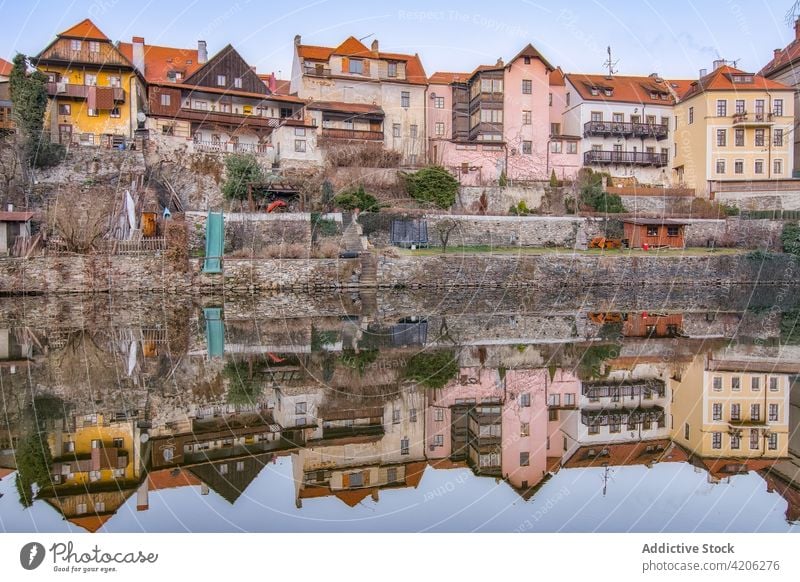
[[622, 218, 687, 249]]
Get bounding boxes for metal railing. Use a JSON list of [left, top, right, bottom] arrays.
[[583, 121, 668, 140], [584, 150, 668, 166]]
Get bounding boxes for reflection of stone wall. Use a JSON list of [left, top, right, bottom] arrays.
[[185, 211, 313, 254]]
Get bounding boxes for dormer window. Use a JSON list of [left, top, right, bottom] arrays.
[[590, 87, 599, 96], [387, 61, 397, 78], [349, 59, 363, 74], [732, 74, 754, 83], [604, 88, 612, 97], [650, 91, 658, 99], [186, 59, 192, 64]]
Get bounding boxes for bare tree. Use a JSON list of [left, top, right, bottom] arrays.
[[434, 218, 458, 253], [46, 184, 116, 253]]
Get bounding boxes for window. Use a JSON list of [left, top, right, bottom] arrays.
[[94, 501, 106, 512], [688, 107, 694, 124], [755, 159, 764, 174], [774, 128, 783, 146], [520, 422, 530, 437], [590, 111, 603, 122], [295, 402, 307, 415], [194, 100, 208, 110], [770, 377, 779, 391], [775, 158, 784, 175], [684, 423, 690, 440], [410, 124, 418, 138], [610, 422, 621, 434], [108, 76, 121, 87], [731, 433, 740, 449], [400, 438, 409, 455], [749, 377, 760, 392], [410, 408, 417, 422], [91, 439, 101, 449], [734, 160, 744, 174], [547, 393, 561, 407], [716, 159, 725, 174], [160, 93, 171, 107], [750, 429, 759, 450], [755, 99, 765, 115], [712, 432, 722, 449], [731, 377, 741, 391], [236, 461, 245, 472], [768, 433, 778, 450], [751, 403, 761, 422], [58, 103, 71, 115], [234, 77, 242, 88], [522, 79, 532, 94], [755, 129, 765, 147], [113, 468, 125, 478], [523, 141, 533, 154], [567, 141, 577, 154], [523, 56, 531, 65], [716, 99, 727, 116], [549, 122, 561, 135], [716, 129, 726, 147], [713, 376, 722, 391], [434, 408, 444, 421], [566, 92, 570, 106], [433, 434, 444, 447], [71, 39, 82, 51], [612, 112, 624, 123], [519, 452, 530, 466], [110, 107, 120, 118], [434, 96, 444, 109], [218, 463, 228, 475], [590, 87, 599, 96], [712, 403, 722, 421], [588, 424, 600, 435], [435, 122, 445, 136], [549, 409, 559, 421], [731, 403, 741, 421], [520, 393, 531, 407], [279, 107, 292, 118], [348, 472, 363, 487], [387, 62, 397, 77], [401, 91, 410, 108], [393, 123, 401, 137], [735, 128, 744, 146], [85, 73, 97, 86], [773, 98, 784, 116], [392, 409, 401, 424], [769, 403, 779, 422], [549, 92, 552, 106], [216, 75, 226, 86], [112, 438, 124, 448], [349, 59, 363, 74], [735, 99, 745, 114], [520, 110, 532, 125], [295, 417, 306, 426]]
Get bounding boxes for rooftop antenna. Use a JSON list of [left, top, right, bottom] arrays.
[[603, 45, 619, 79], [358, 33, 375, 43]]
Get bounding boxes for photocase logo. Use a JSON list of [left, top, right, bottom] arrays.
[[19, 542, 46, 570]]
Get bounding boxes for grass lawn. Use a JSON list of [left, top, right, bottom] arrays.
[[397, 245, 745, 257]]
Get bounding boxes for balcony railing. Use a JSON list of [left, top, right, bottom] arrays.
[[46, 83, 125, 102], [193, 140, 271, 154], [584, 150, 668, 167], [303, 65, 332, 77], [321, 128, 384, 141], [732, 112, 774, 126], [583, 121, 669, 140], [180, 107, 284, 129], [583, 380, 666, 399], [581, 406, 665, 426]]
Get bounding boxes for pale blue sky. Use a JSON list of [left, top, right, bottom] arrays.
[[0, 0, 797, 80]]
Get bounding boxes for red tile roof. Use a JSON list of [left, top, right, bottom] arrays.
[[147, 468, 202, 490], [307, 100, 383, 115], [0, 467, 15, 479], [148, 80, 306, 104], [333, 36, 372, 57], [566, 73, 677, 105], [428, 71, 469, 85], [0, 211, 34, 222], [667, 79, 695, 100], [549, 67, 566, 87], [681, 65, 792, 101], [0, 57, 12, 77], [118, 41, 200, 83], [759, 39, 800, 78], [563, 439, 688, 469], [67, 513, 114, 533], [257, 74, 291, 95], [58, 18, 109, 41], [297, 45, 334, 61]]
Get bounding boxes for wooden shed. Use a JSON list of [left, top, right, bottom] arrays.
[[622, 218, 687, 249], [0, 211, 33, 255]]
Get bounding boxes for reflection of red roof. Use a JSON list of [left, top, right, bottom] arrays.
[[118, 41, 200, 83], [0, 467, 15, 479], [0, 57, 12, 77], [67, 514, 114, 533], [696, 457, 776, 481], [428, 71, 469, 85], [760, 469, 800, 523], [147, 468, 202, 490], [563, 439, 687, 469], [58, 18, 109, 41], [681, 65, 791, 101]]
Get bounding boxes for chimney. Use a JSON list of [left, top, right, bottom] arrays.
[[132, 36, 145, 75], [6, 203, 12, 212], [712, 59, 726, 70], [775, 48, 783, 58], [795, 18, 800, 40], [294, 34, 302, 46], [496, 58, 504, 67], [371, 39, 379, 52], [136, 479, 149, 511], [699, 68, 707, 77], [198, 40, 208, 64], [200, 483, 209, 495], [268, 72, 277, 93]]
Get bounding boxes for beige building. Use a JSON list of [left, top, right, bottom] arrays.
[[671, 353, 791, 459], [672, 62, 794, 196]]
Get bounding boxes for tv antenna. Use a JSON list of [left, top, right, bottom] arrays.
[[603, 46, 619, 78], [359, 33, 375, 43]]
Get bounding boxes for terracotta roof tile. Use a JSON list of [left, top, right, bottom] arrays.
[[428, 71, 470, 85], [257, 74, 291, 95], [667, 79, 694, 99], [681, 65, 792, 101], [0, 57, 12, 77], [566, 73, 677, 105], [333, 36, 373, 58], [760, 40, 800, 77], [118, 41, 200, 83], [149, 80, 306, 104], [563, 439, 687, 469], [549, 67, 566, 87], [297, 45, 334, 61], [67, 514, 114, 533], [0, 211, 34, 222], [0, 467, 15, 479], [58, 18, 109, 41], [307, 100, 383, 115], [147, 468, 202, 490]]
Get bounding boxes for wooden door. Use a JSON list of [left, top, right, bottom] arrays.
[[59, 124, 72, 145]]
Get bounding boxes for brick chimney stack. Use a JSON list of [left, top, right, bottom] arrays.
[[795, 18, 800, 40], [371, 39, 379, 52]]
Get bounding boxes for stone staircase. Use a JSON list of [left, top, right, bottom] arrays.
[[340, 213, 367, 253], [359, 253, 378, 288]]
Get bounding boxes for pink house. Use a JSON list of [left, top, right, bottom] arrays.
[[547, 68, 581, 181], [425, 44, 559, 185]]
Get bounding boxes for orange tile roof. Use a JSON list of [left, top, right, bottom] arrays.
[[563, 439, 688, 469], [58, 18, 109, 41], [334, 488, 376, 507], [428, 71, 469, 85], [549, 67, 566, 87], [696, 457, 776, 481], [333, 36, 373, 57], [566, 73, 677, 105], [307, 100, 383, 115], [297, 45, 334, 61], [760, 39, 800, 78], [667, 79, 694, 100], [67, 513, 114, 533], [681, 65, 792, 100], [0, 57, 12, 77], [118, 41, 200, 83], [149, 80, 306, 104], [257, 74, 291, 95], [147, 468, 202, 490]]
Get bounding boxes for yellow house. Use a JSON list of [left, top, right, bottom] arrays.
[[34, 18, 144, 147], [670, 353, 790, 459], [672, 63, 795, 196]]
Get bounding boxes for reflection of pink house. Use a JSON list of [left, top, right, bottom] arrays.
[[425, 367, 554, 495], [425, 44, 557, 185], [545, 368, 581, 467], [547, 68, 581, 181]]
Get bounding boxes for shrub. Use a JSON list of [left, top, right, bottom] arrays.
[[580, 185, 625, 213], [780, 309, 800, 344], [508, 200, 532, 216], [549, 169, 558, 187], [221, 153, 264, 202], [403, 349, 459, 389], [311, 212, 339, 237], [339, 348, 379, 375], [498, 170, 508, 187], [402, 165, 459, 209], [333, 186, 381, 212], [314, 240, 340, 258], [781, 222, 800, 256]]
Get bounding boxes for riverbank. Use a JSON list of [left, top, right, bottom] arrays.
[[0, 251, 797, 294]]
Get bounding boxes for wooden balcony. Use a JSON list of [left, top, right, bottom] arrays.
[[581, 405, 665, 426], [179, 107, 283, 129], [321, 127, 383, 141], [193, 140, 271, 154], [45, 83, 125, 102], [732, 112, 774, 126], [584, 150, 668, 167], [583, 121, 669, 140]]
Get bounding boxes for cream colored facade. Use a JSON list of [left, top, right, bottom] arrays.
[[670, 354, 790, 458], [673, 70, 794, 196]]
